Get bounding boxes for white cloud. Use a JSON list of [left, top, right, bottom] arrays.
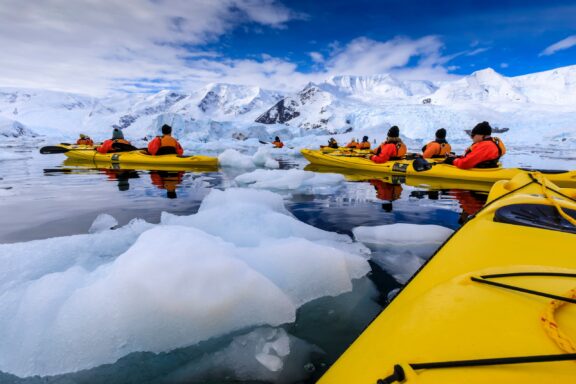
[[500, 62, 509, 68], [0, 1, 459, 96], [466, 47, 490, 56], [539, 35, 576, 56], [0, 0, 302, 95], [323, 36, 458, 81], [309, 52, 324, 63]]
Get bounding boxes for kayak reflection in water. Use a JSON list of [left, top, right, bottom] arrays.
[[369, 179, 403, 212], [409, 189, 487, 223], [103, 169, 140, 191], [150, 170, 184, 199]]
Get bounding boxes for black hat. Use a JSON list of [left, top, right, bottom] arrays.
[[387, 126, 399, 138], [470, 121, 492, 137], [275, 136, 280, 141], [362, 135, 369, 142], [161, 124, 172, 135], [435, 128, 447, 139]]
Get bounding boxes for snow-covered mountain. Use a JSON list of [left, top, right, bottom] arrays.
[[0, 65, 575, 146]]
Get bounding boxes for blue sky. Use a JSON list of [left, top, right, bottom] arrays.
[[0, 0, 574, 95], [218, 0, 576, 75]]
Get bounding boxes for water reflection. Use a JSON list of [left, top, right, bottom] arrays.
[[103, 169, 140, 192], [57, 158, 219, 199], [368, 179, 403, 212], [149, 170, 184, 199]]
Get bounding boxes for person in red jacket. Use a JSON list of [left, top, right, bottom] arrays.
[[147, 124, 184, 156], [370, 126, 407, 163], [97, 129, 134, 154], [444, 121, 506, 169], [422, 128, 451, 158]]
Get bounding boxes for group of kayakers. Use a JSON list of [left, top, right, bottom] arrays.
[[77, 120, 505, 171], [77, 124, 184, 156], [328, 121, 506, 170]]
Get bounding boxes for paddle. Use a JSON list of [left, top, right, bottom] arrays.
[[39, 145, 72, 154]]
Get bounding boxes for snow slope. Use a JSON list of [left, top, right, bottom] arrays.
[[0, 65, 575, 147]]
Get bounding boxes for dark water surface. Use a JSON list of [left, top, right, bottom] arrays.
[[0, 143, 574, 383]]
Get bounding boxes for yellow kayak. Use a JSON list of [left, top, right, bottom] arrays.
[[301, 149, 576, 187], [51, 144, 219, 167], [62, 158, 219, 173], [320, 146, 373, 155], [318, 172, 576, 384]]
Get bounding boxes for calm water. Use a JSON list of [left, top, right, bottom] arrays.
[[0, 142, 574, 383]]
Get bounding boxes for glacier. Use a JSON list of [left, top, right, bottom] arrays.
[[0, 65, 574, 149]]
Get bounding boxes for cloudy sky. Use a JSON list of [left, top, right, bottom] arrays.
[[1, 0, 574, 95]]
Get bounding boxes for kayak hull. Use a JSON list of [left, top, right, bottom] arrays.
[[318, 173, 576, 383]]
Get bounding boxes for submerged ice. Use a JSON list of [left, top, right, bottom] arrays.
[[0, 188, 370, 377], [353, 223, 453, 284]]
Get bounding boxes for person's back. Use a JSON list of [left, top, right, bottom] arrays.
[[371, 126, 407, 164], [76, 134, 94, 146], [97, 129, 133, 154], [445, 122, 506, 169], [148, 124, 184, 156], [357, 136, 371, 150], [422, 128, 451, 158], [346, 138, 358, 149], [272, 136, 284, 148]]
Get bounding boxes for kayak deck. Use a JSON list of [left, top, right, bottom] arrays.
[[318, 172, 576, 383]]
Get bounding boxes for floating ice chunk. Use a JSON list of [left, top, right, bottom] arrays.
[[0, 188, 370, 377], [353, 223, 453, 284], [0, 226, 296, 377], [235, 169, 344, 194], [237, 238, 369, 306], [252, 147, 280, 169], [374, 250, 428, 284], [353, 223, 453, 246], [218, 149, 256, 169], [162, 188, 353, 247], [165, 327, 319, 383], [88, 213, 118, 233], [0, 218, 152, 292], [217, 148, 279, 169]]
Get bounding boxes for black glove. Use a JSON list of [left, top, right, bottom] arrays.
[[444, 156, 455, 165]]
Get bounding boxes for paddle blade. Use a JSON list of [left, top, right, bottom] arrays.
[[40, 146, 69, 154]]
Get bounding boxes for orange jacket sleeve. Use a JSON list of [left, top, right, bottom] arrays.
[[147, 137, 161, 156], [97, 140, 113, 154], [453, 141, 499, 169], [175, 140, 184, 155], [370, 144, 396, 163]]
